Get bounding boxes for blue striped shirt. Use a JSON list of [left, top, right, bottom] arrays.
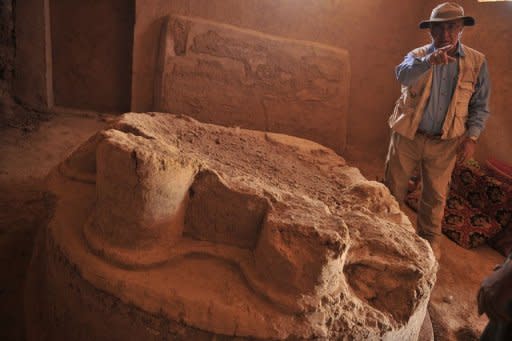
[[395, 43, 491, 138]]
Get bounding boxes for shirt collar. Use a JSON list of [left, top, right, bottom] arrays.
[[457, 42, 465, 57]]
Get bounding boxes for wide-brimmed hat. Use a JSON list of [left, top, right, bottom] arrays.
[[419, 2, 475, 29]]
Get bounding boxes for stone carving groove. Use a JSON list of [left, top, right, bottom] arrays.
[[29, 113, 436, 340], [154, 15, 350, 153], [184, 169, 269, 249]]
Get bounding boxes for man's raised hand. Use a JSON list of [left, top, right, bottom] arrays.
[[427, 44, 457, 65]]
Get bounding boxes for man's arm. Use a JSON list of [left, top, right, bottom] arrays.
[[396, 45, 457, 86], [457, 59, 491, 164], [466, 59, 491, 139], [395, 52, 431, 86]]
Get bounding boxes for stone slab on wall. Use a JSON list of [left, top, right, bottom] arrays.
[[154, 15, 350, 152], [132, 0, 426, 157]]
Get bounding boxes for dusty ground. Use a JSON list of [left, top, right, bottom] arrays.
[[0, 112, 505, 340], [0, 113, 110, 340]]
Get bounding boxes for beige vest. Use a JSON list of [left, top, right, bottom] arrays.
[[389, 44, 485, 140]]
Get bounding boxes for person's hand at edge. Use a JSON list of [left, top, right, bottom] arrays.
[[457, 136, 477, 165]]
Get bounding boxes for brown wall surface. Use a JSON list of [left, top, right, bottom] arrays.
[[413, 1, 512, 164], [50, 0, 134, 112], [132, 0, 425, 155], [440, 0, 512, 165], [14, 1, 510, 163]]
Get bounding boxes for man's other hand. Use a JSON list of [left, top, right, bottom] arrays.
[[457, 137, 476, 165], [477, 254, 512, 322]]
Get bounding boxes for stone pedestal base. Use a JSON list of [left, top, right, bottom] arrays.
[[25, 113, 436, 340]]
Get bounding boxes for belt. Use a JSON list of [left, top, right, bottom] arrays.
[[416, 129, 442, 139]]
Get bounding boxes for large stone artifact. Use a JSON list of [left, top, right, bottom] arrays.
[[25, 113, 436, 340]]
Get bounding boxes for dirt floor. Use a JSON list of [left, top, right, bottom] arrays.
[[0, 112, 505, 340]]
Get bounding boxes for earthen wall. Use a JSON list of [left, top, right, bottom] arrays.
[[50, 0, 134, 112], [12, 1, 512, 163]]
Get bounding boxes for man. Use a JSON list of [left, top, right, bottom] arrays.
[[384, 2, 491, 259]]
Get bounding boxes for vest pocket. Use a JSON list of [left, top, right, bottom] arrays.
[[405, 89, 421, 108], [453, 80, 473, 137], [453, 98, 470, 137], [455, 90, 470, 120], [447, 110, 467, 138], [458, 81, 474, 101]]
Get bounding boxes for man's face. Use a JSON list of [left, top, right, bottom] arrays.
[[429, 19, 464, 49]]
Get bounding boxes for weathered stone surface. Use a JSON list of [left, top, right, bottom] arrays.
[[29, 113, 436, 340], [154, 15, 350, 153]]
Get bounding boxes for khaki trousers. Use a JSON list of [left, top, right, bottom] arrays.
[[384, 131, 461, 244]]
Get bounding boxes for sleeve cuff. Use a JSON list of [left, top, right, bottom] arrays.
[[413, 56, 431, 69], [467, 127, 481, 140]]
